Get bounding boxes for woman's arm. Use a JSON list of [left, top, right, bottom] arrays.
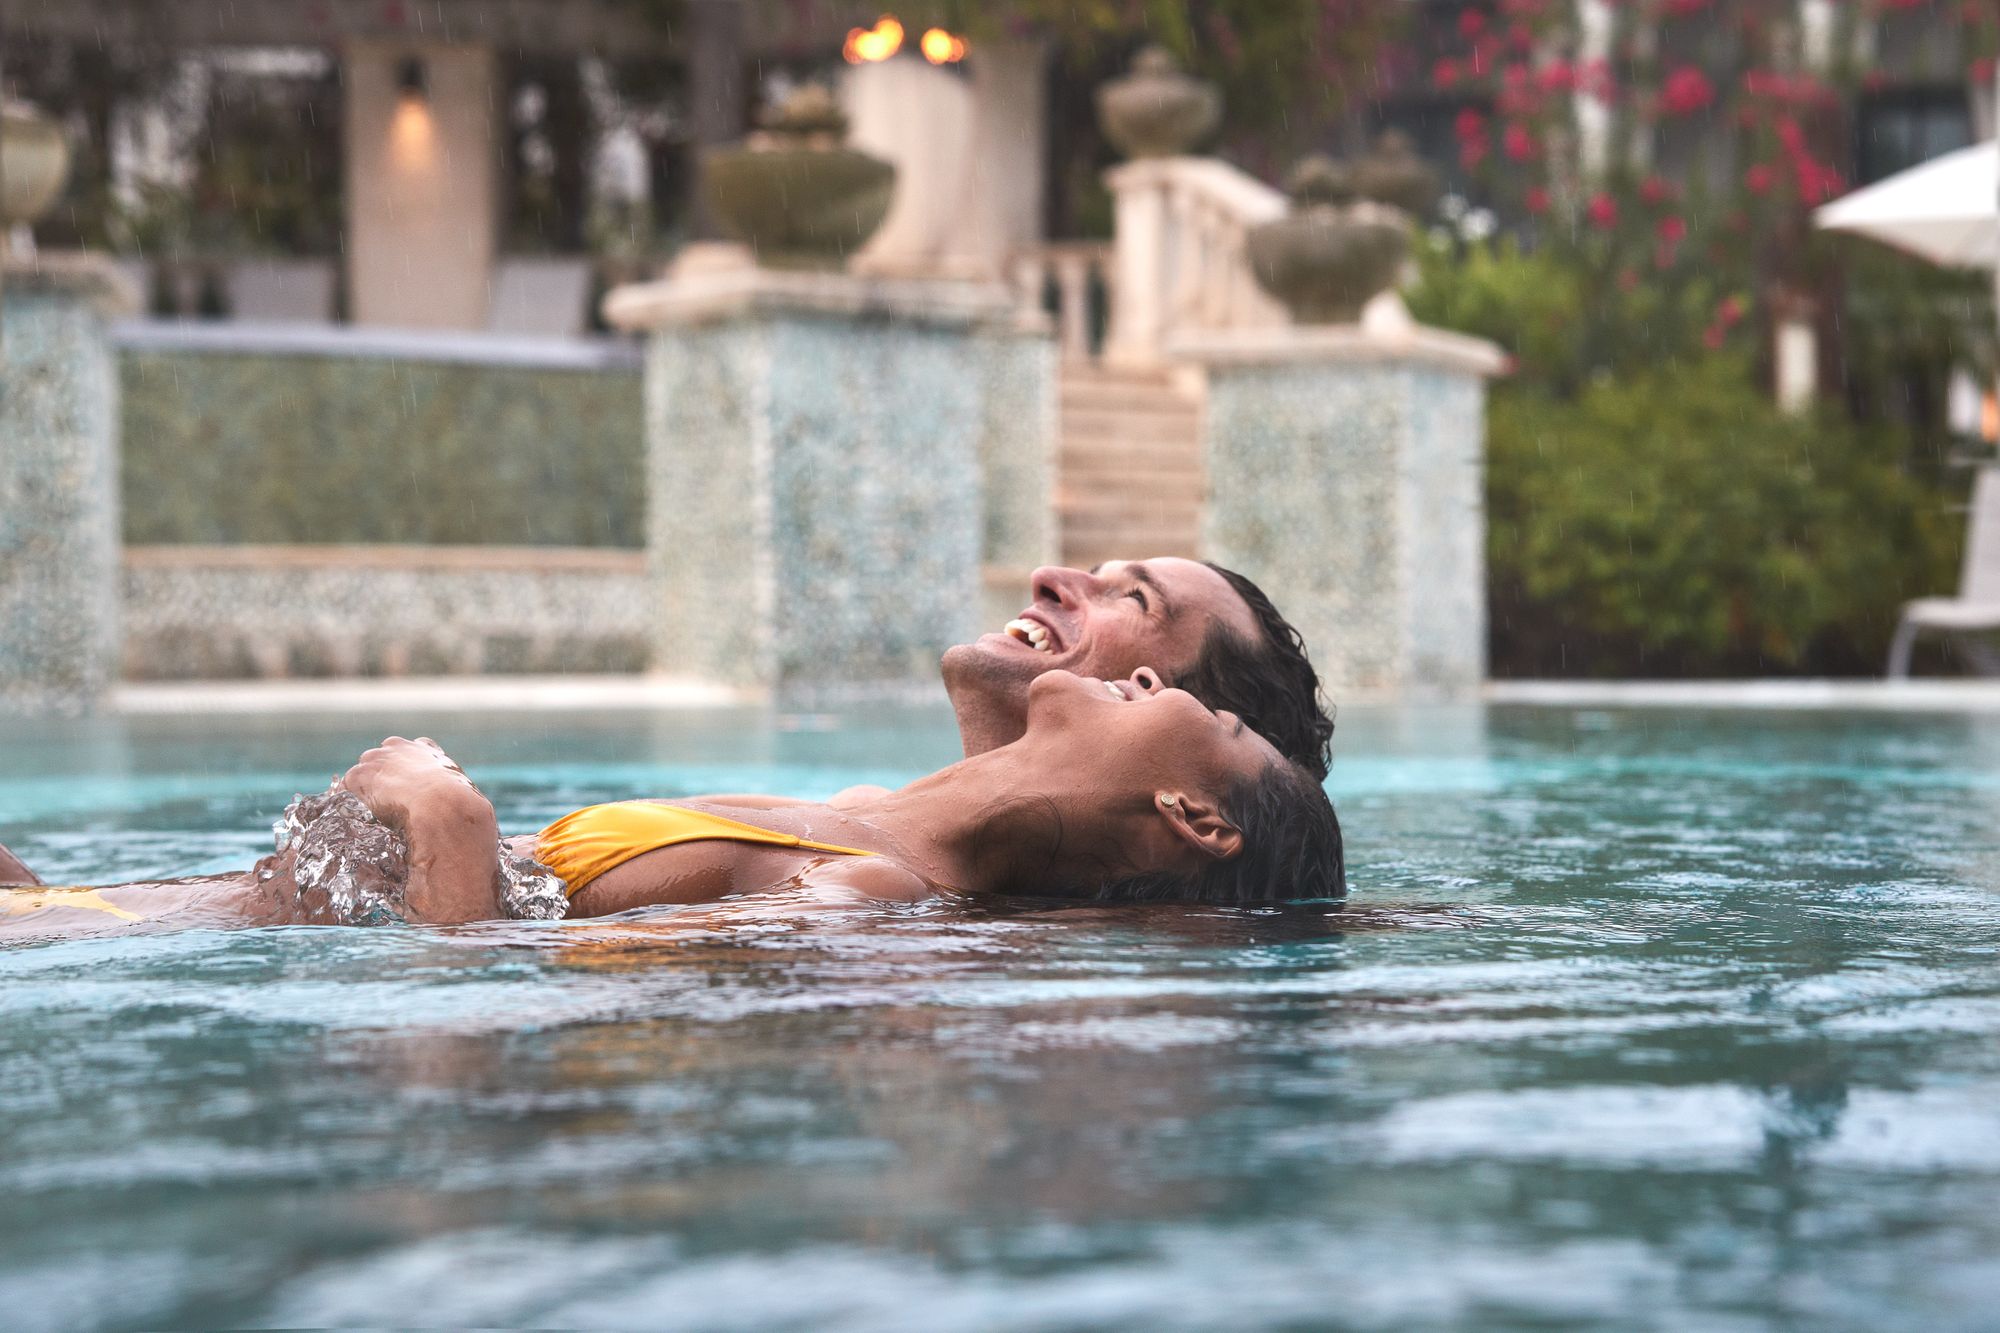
[[336, 737, 503, 924], [696, 786, 891, 812]]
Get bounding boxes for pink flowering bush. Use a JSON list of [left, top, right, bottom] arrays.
[[1399, 0, 1994, 676], [1404, 0, 1995, 385]]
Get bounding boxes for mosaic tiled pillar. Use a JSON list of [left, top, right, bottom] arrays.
[[974, 327, 1057, 632], [613, 269, 1046, 702], [1180, 323, 1505, 698], [0, 256, 138, 713]]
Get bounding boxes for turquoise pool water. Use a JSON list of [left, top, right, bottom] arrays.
[[3, 702, 1999, 1330]]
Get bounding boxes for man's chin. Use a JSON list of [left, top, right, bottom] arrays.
[[942, 635, 1060, 687]]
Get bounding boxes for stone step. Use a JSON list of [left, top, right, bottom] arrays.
[[1064, 508, 1200, 536], [1057, 364, 1208, 566], [1059, 477, 1200, 505], [1059, 411, 1201, 446], [1064, 464, 1200, 490], [1056, 474, 1206, 504], [1060, 438, 1204, 468], [1059, 382, 1201, 415], [1064, 446, 1200, 466], [1062, 364, 1177, 385], [1058, 503, 1202, 533], [1061, 532, 1204, 565]]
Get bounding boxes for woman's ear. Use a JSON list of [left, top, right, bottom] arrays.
[[1153, 791, 1244, 861]]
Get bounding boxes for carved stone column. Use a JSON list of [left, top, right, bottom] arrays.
[[606, 266, 1052, 703], [1175, 322, 1506, 697]]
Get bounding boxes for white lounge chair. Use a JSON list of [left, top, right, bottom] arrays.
[[228, 259, 337, 323], [486, 258, 594, 337], [1888, 464, 2000, 676]]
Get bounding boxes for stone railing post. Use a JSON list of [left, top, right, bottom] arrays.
[[1103, 159, 1170, 367], [604, 265, 1053, 703], [1103, 156, 1289, 365], [1172, 322, 1507, 698], [0, 254, 140, 713]]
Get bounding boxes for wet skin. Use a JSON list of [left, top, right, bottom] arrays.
[[1, 675, 1283, 934], [0, 851, 319, 941], [699, 557, 1269, 814], [0, 558, 1273, 882], [551, 669, 1281, 920], [943, 559, 1264, 759]]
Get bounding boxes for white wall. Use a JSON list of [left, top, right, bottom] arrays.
[[343, 40, 497, 329]]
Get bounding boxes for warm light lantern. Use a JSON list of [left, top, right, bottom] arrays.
[[919, 27, 967, 64], [842, 16, 904, 64], [388, 55, 435, 170], [389, 99, 435, 170]]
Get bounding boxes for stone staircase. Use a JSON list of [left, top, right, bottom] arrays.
[[1057, 364, 1206, 567]]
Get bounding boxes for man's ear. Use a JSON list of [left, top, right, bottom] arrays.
[[1153, 792, 1243, 861]]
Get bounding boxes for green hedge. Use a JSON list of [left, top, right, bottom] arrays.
[[1408, 239, 1965, 676], [122, 350, 644, 547], [1484, 359, 1958, 675]]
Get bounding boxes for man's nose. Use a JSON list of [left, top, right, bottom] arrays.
[[1031, 565, 1097, 610]]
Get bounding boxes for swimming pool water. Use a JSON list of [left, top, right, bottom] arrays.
[[3, 703, 1999, 1330]]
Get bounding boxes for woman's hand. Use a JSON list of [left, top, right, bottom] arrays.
[[337, 736, 479, 830], [337, 737, 503, 924]]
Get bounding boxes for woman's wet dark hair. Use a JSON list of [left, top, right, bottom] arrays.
[[1087, 759, 1346, 906], [1174, 563, 1336, 782]]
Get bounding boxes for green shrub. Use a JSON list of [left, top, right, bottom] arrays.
[[1409, 235, 1726, 395], [1486, 358, 1959, 676]]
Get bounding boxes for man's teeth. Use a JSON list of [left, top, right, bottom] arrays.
[[1003, 619, 1053, 653]]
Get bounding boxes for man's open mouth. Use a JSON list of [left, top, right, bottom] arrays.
[[1001, 616, 1062, 654]]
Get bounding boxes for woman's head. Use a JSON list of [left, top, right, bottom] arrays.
[[1018, 670, 1345, 904]]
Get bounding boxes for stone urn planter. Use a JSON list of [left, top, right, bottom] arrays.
[[1096, 46, 1220, 159], [1, 100, 72, 227], [1246, 157, 1411, 325], [1350, 130, 1440, 218], [699, 85, 895, 271]]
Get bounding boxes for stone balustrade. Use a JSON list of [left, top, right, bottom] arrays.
[[1102, 155, 1290, 367], [1010, 242, 1112, 363]]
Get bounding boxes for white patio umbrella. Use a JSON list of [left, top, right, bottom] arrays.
[[1814, 139, 1996, 270], [1818, 120, 2000, 678]]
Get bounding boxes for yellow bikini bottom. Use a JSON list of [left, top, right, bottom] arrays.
[[0, 888, 143, 922]]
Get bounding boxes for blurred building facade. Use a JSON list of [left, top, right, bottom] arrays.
[[3, 2, 1988, 334]]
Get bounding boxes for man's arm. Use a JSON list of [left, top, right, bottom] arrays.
[[336, 737, 503, 924]]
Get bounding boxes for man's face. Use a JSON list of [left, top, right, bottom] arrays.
[[950, 558, 1261, 699]]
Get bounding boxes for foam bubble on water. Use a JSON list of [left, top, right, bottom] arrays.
[[278, 789, 410, 926], [275, 785, 568, 924], [496, 849, 568, 921]]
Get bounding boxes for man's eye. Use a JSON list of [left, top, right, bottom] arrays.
[[1127, 588, 1149, 610]]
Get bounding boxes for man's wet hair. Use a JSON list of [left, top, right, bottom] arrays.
[[1174, 563, 1336, 781], [1087, 758, 1345, 906]]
